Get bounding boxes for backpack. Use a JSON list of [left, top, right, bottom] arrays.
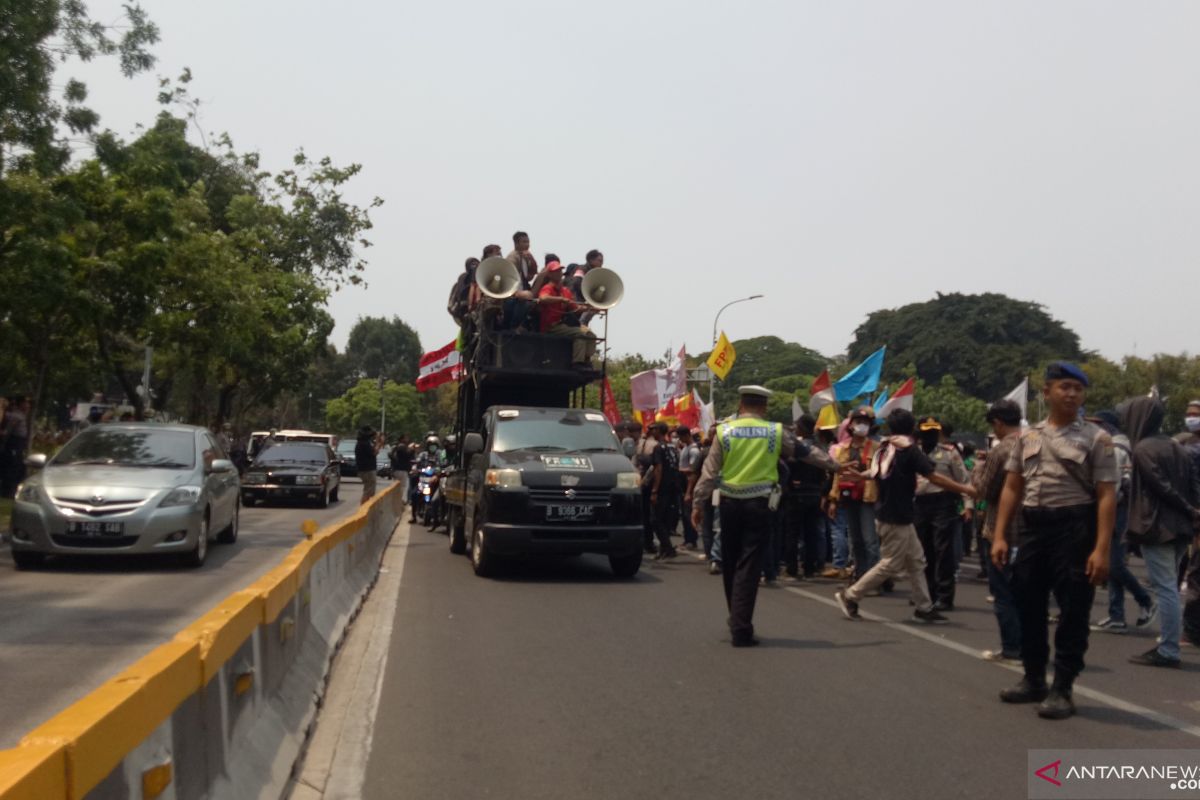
[[447, 273, 472, 323]]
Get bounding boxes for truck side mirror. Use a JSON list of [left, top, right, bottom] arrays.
[[463, 432, 484, 456]]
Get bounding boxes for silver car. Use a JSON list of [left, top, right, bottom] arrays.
[[9, 423, 240, 570]]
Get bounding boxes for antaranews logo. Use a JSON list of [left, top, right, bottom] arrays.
[[1028, 750, 1200, 799]]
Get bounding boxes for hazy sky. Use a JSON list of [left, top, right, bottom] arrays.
[[79, 1, 1199, 364]]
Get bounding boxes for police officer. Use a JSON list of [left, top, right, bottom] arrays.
[[691, 385, 835, 647], [914, 416, 970, 611], [991, 361, 1117, 720]]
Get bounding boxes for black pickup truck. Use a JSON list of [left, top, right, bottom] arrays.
[[442, 330, 643, 577]]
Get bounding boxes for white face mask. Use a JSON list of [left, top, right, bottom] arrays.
[[1185, 416, 1200, 433], [851, 423, 870, 437]]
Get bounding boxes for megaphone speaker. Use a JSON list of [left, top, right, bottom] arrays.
[[582, 268, 624, 309], [476, 256, 521, 299]]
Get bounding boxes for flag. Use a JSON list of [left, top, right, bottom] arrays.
[[816, 403, 841, 430], [833, 346, 886, 401], [1001, 377, 1029, 420], [601, 378, 621, 427], [655, 396, 679, 426], [792, 396, 803, 423], [699, 401, 715, 434], [416, 340, 462, 392], [809, 369, 836, 414], [676, 390, 701, 430], [661, 345, 687, 399], [630, 370, 659, 411], [707, 332, 736, 381], [878, 377, 915, 417], [872, 388, 890, 416]]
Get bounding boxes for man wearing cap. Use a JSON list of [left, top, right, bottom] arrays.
[[691, 385, 836, 647], [537, 260, 597, 367], [914, 416, 970, 611], [991, 362, 1117, 720]]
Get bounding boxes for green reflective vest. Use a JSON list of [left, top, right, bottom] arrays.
[[718, 416, 783, 499]]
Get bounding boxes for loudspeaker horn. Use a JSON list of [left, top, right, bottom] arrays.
[[475, 256, 521, 299], [581, 268, 624, 309]]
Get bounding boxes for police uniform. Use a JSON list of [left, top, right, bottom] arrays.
[[914, 440, 969, 608], [1005, 413, 1118, 688], [693, 387, 833, 646]]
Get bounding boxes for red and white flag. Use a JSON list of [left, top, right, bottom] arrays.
[[416, 340, 462, 392], [877, 377, 915, 417], [809, 369, 836, 415], [601, 377, 622, 427]]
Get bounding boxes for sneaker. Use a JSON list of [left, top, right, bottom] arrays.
[[982, 650, 1022, 665], [1090, 617, 1128, 633], [834, 590, 862, 620], [1128, 647, 1181, 669], [709, 561, 722, 575], [681, 542, 698, 551], [912, 608, 949, 624], [1135, 602, 1159, 629], [821, 566, 847, 579], [985, 595, 995, 604]]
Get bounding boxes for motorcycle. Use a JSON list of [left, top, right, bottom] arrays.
[[418, 465, 442, 530]]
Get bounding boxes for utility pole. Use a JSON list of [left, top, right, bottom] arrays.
[[378, 376, 386, 435]]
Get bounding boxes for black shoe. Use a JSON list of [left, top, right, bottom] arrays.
[[834, 590, 862, 620], [654, 548, 678, 560], [999, 677, 1049, 704], [912, 608, 949, 624], [932, 600, 954, 612], [731, 636, 760, 648], [975, 570, 987, 580], [644, 545, 658, 554], [1129, 648, 1182, 669], [1037, 686, 1076, 720]]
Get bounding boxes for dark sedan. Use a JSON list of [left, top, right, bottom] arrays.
[[241, 442, 341, 507], [335, 440, 358, 477]]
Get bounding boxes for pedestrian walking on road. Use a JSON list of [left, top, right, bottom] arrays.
[[1118, 395, 1200, 669], [834, 409, 976, 625], [991, 362, 1118, 720], [357, 426, 384, 505], [693, 385, 835, 647]]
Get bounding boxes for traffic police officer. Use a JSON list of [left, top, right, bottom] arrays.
[[991, 361, 1117, 720], [691, 385, 835, 647]]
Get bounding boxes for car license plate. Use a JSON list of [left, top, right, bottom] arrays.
[[546, 504, 595, 521], [66, 521, 125, 537]]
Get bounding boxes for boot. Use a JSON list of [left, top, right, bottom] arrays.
[[1037, 678, 1076, 720], [999, 675, 1048, 704]]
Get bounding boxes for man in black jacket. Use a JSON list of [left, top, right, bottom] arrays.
[[1119, 395, 1200, 668]]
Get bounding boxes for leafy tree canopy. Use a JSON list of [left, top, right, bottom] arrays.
[[345, 316, 423, 385]]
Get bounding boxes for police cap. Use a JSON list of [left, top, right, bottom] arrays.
[[737, 385, 772, 399], [1045, 361, 1089, 387]]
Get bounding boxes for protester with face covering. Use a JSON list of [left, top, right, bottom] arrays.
[[1118, 395, 1200, 668], [827, 406, 881, 581], [914, 416, 970, 611]]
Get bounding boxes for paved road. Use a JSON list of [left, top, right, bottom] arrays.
[[340, 522, 1200, 800], [0, 479, 379, 748]]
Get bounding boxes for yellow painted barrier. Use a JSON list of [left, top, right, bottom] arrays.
[[20, 639, 201, 799], [0, 744, 67, 800], [0, 483, 400, 800]]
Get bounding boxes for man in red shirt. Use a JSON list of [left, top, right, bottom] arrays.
[[537, 261, 596, 367]]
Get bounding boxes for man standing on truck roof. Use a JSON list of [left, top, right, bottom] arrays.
[[692, 386, 837, 647], [501, 231, 538, 331], [537, 260, 597, 368]]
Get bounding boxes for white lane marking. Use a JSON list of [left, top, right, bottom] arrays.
[[686, 550, 1200, 739], [315, 520, 412, 799]]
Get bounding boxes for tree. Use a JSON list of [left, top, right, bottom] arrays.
[[0, 1, 158, 174], [325, 379, 426, 437], [696, 336, 827, 417], [1083, 354, 1200, 435], [345, 316, 423, 384], [847, 293, 1083, 401]]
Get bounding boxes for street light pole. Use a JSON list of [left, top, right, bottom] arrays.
[[709, 294, 763, 408]]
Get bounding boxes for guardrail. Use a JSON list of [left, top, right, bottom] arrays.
[[0, 484, 403, 800]]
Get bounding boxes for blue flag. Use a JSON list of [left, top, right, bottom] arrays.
[[872, 387, 890, 415], [834, 346, 886, 402]]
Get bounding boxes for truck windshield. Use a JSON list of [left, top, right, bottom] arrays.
[[492, 416, 621, 454]]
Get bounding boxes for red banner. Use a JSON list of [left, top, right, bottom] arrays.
[[416, 340, 462, 392], [601, 378, 621, 427]]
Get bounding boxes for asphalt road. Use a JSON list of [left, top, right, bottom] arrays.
[[350, 522, 1200, 800], [0, 478, 376, 748]]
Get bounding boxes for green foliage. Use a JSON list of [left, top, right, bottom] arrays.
[[1083, 354, 1200, 435], [910, 375, 990, 435], [345, 316, 423, 384], [848, 292, 1083, 401], [325, 379, 426, 437], [0, 1, 159, 173], [696, 336, 827, 418]]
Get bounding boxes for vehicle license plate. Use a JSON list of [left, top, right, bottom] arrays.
[[66, 521, 125, 537], [546, 504, 595, 521]]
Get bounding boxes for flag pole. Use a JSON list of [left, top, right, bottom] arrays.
[[709, 294, 762, 408]]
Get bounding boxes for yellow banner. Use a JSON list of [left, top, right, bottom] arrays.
[[816, 403, 841, 430], [707, 331, 736, 381]]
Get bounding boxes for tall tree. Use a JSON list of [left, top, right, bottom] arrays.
[[344, 316, 423, 384], [848, 292, 1083, 401]]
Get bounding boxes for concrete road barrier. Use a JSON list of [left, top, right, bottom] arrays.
[[0, 485, 403, 800]]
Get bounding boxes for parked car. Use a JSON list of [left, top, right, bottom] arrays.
[[335, 440, 358, 477], [241, 442, 341, 508], [9, 423, 240, 570]]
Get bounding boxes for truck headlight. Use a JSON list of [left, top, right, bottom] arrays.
[[615, 472, 640, 490], [485, 469, 522, 488], [160, 486, 202, 508]]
